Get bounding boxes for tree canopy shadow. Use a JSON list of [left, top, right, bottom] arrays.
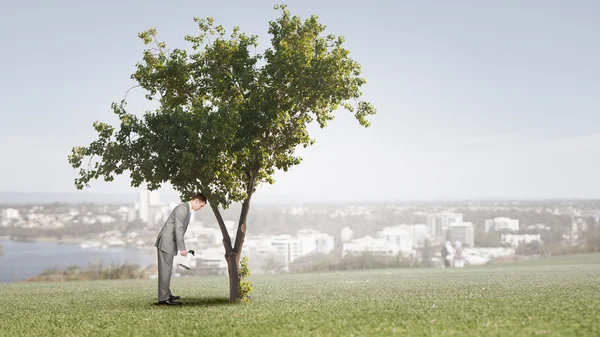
[[180, 296, 231, 307]]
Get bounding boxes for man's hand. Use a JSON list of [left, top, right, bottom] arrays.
[[180, 250, 188, 257]]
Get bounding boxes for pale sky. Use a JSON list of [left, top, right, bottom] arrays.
[[1, 0, 599, 201]]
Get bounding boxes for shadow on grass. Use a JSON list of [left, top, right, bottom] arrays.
[[152, 296, 231, 307], [181, 296, 231, 307]]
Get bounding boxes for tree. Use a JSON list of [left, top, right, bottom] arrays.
[[68, 4, 375, 302], [419, 238, 436, 267]]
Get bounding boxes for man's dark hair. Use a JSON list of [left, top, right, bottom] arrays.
[[191, 193, 207, 203]]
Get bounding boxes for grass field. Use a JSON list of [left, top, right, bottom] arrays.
[[1, 254, 599, 336]]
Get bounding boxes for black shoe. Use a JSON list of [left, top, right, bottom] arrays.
[[156, 299, 180, 305], [170, 295, 180, 301]]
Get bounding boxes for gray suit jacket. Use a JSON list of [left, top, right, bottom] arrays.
[[154, 203, 191, 255]]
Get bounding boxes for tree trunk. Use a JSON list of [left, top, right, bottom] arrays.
[[209, 172, 256, 303], [209, 203, 238, 301], [225, 249, 241, 302], [226, 172, 256, 302], [224, 193, 251, 302]]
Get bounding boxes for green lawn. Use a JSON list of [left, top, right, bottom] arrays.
[[1, 254, 599, 336]]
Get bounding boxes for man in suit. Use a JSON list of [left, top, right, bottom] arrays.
[[154, 192, 207, 305]]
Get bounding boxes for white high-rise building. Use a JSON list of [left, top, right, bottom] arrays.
[[427, 212, 463, 238], [378, 225, 413, 252], [316, 235, 335, 254], [138, 189, 163, 227], [447, 222, 474, 247], [271, 235, 303, 265], [139, 190, 150, 222], [244, 235, 278, 254], [408, 224, 430, 248], [296, 229, 318, 256], [296, 229, 335, 256]]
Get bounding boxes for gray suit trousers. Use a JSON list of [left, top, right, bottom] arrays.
[[157, 248, 175, 302]]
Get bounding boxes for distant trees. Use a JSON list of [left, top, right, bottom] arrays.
[[515, 225, 600, 257], [290, 251, 427, 273], [419, 238, 437, 267], [585, 226, 600, 249], [515, 241, 542, 255], [26, 263, 149, 282]]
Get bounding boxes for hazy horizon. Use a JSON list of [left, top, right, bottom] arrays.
[[1, 190, 598, 206], [2, 0, 599, 201]]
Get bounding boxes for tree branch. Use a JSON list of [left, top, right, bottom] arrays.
[[223, 66, 246, 103], [210, 202, 233, 251], [233, 168, 257, 253], [123, 85, 141, 103]]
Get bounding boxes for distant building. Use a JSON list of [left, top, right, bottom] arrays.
[[408, 224, 430, 248], [342, 236, 399, 257], [243, 229, 334, 272], [185, 225, 221, 245], [527, 223, 551, 231], [138, 190, 150, 222], [96, 215, 115, 224], [485, 217, 519, 232], [296, 229, 318, 256], [447, 222, 474, 247], [501, 233, 541, 247], [1, 208, 20, 220], [378, 225, 413, 252], [341, 226, 354, 242], [271, 235, 303, 270], [575, 210, 600, 222], [244, 235, 277, 254], [463, 247, 516, 265], [427, 212, 463, 238], [315, 234, 335, 255], [296, 229, 335, 256], [572, 217, 589, 235], [137, 189, 162, 227], [192, 247, 228, 274], [127, 208, 137, 222]]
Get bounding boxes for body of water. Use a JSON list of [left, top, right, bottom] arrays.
[[0, 240, 155, 283]]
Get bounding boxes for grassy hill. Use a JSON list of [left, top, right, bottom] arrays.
[[1, 254, 599, 336]]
